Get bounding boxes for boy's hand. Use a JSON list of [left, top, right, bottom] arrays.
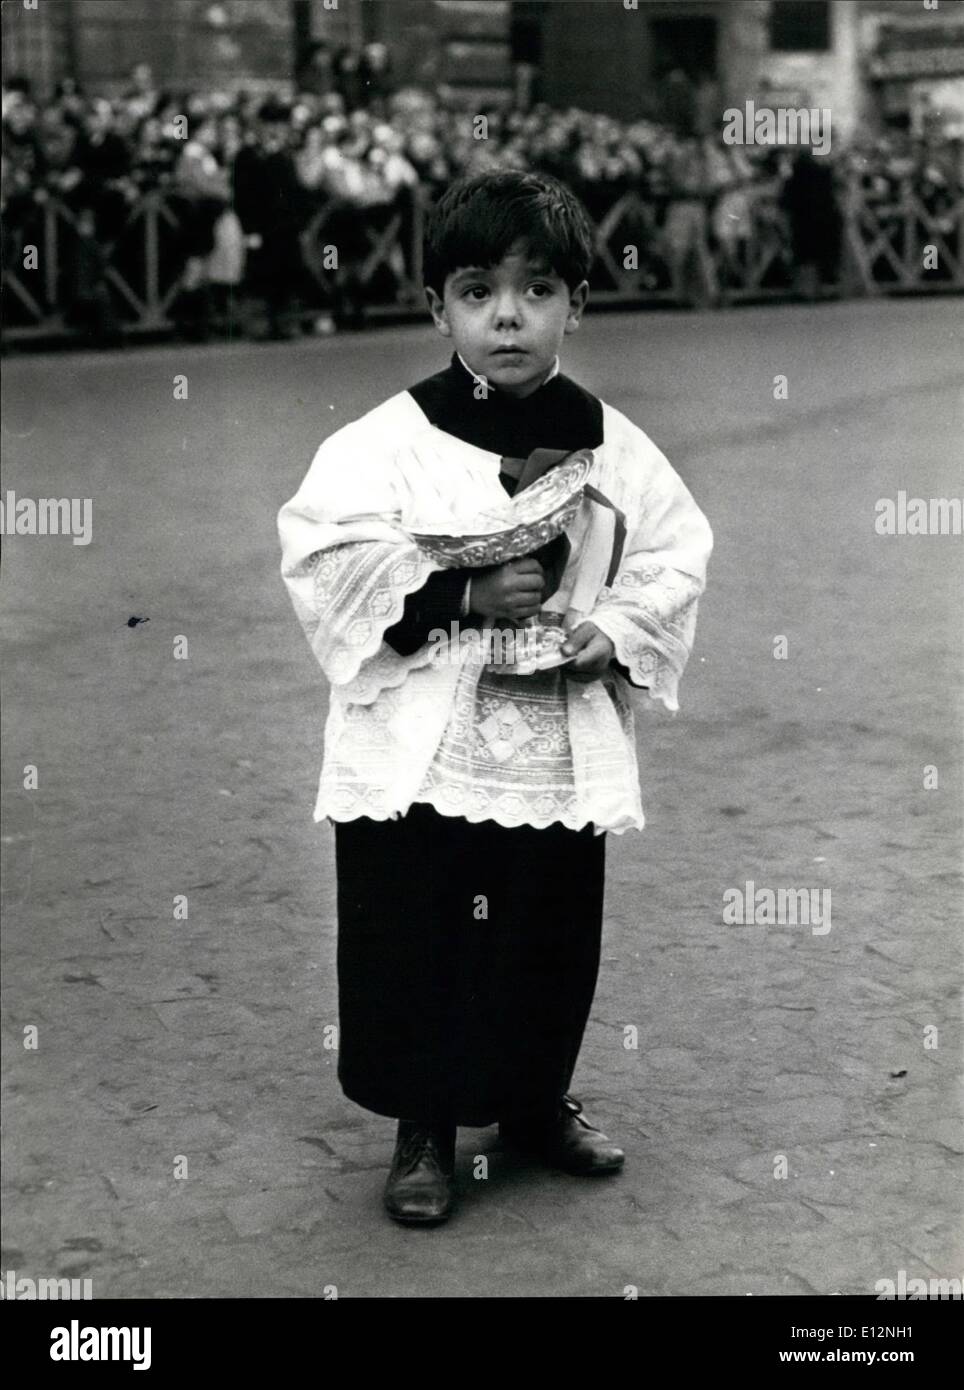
[[470, 558, 546, 622], [561, 622, 615, 682]]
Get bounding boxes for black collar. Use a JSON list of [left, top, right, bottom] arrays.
[[407, 351, 604, 459]]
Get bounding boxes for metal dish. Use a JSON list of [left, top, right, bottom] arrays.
[[411, 449, 594, 569]]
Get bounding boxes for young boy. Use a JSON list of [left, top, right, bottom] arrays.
[[278, 169, 713, 1225]]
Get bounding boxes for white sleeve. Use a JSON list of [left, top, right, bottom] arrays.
[[587, 426, 713, 712], [277, 423, 443, 693]]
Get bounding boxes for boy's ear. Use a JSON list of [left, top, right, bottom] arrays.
[[424, 286, 451, 337], [564, 280, 590, 334]]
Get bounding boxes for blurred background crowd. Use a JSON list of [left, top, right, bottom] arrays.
[[3, 52, 962, 344]]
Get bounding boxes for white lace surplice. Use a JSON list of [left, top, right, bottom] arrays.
[[278, 390, 713, 835]]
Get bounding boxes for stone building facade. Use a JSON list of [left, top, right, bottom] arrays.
[[3, 1, 962, 141]]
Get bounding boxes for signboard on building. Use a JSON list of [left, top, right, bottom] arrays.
[[869, 9, 964, 135]]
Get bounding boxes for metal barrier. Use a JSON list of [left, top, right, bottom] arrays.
[[844, 181, 963, 295], [2, 173, 961, 344], [2, 190, 187, 340], [300, 189, 425, 309]]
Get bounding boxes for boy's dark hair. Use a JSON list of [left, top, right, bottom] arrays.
[[422, 169, 595, 295]]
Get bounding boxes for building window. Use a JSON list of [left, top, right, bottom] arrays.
[[769, 1, 831, 53]]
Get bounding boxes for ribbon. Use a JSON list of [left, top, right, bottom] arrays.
[[502, 448, 627, 587], [582, 483, 627, 586]]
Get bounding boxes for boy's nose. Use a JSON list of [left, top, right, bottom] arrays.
[[492, 294, 522, 328]]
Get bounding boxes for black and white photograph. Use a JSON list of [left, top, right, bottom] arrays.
[[2, 0, 962, 1352]]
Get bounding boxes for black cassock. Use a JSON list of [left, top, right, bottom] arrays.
[[334, 354, 610, 1128]]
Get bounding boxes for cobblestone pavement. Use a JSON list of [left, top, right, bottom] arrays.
[[2, 300, 962, 1297]]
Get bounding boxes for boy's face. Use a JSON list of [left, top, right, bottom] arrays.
[[425, 240, 589, 398]]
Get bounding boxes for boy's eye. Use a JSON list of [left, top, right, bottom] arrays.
[[461, 282, 554, 300]]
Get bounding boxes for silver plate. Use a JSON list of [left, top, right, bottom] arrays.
[[411, 450, 594, 568]]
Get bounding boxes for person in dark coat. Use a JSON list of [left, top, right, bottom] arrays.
[[74, 99, 134, 241], [232, 100, 309, 339], [781, 148, 843, 298]]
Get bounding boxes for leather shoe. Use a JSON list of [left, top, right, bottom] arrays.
[[383, 1120, 456, 1224], [499, 1095, 624, 1175]]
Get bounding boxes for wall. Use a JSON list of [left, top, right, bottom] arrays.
[[536, 0, 727, 122], [2, 0, 302, 96], [366, 0, 514, 107]]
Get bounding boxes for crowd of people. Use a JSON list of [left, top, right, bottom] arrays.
[[2, 60, 961, 342]]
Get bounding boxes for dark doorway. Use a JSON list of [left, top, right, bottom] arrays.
[[649, 16, 718, 82], [650, 15, 718, 135], [510, 1, 544, 65]]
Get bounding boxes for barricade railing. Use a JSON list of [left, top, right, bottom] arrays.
[[2, 189, 187, 339], [300, 188, 425, 308], [2, 173, 961, 344], [844, 181, 963, 295]]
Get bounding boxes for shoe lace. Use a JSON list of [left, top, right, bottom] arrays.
[[502, 1096, 594, 1139], [560, 1094, 595, 1131], [396, 1127, 447, 1175]]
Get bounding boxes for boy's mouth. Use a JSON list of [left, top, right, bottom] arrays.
[[491, 345, 527, 357]]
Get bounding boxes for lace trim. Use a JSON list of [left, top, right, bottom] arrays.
[[411, 788, 633, 834], [318, 793, 638, 836], [290, 539, 442, 693], [314, 665, 645, 835], [589, 566, 704, 712]]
